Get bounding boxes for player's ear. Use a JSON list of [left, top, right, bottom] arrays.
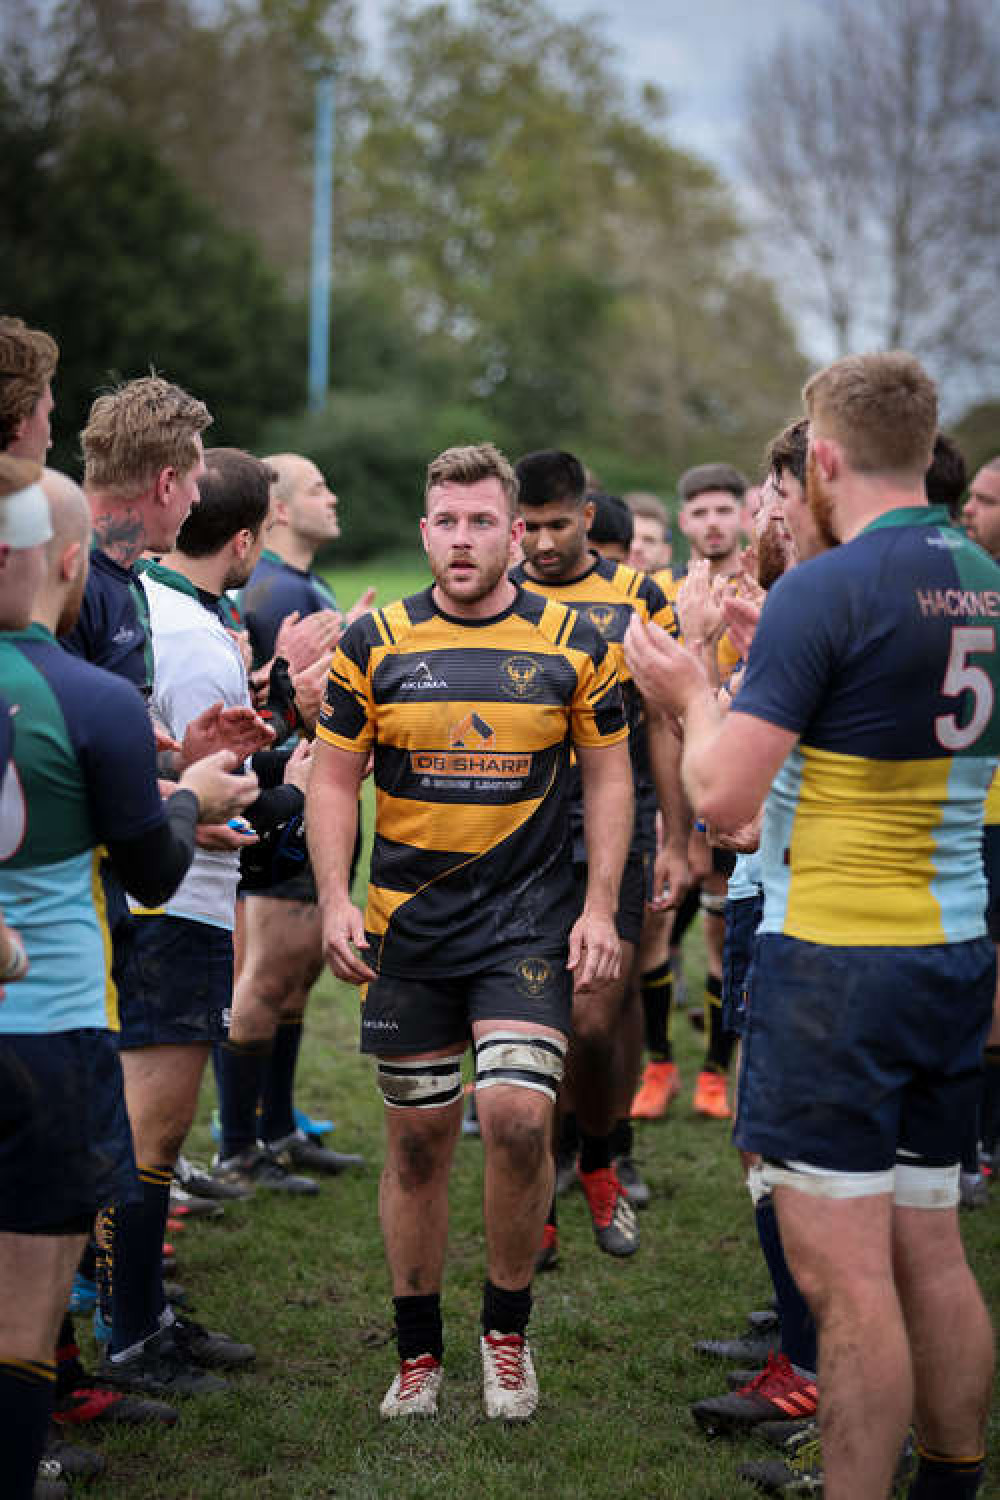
[[810, 436, 839, 481], [61, 539, 83, 582]]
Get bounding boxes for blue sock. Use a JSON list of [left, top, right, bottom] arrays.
[[218, 1038, 271, 1159], [0, 1359, 56, 1499], [260, 1016, 304, 1143], [109, 1164, 171, 1356], [755, 1191, 817, 1373], [908, 1447, 985, 1497]]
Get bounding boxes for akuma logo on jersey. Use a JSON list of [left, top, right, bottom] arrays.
[[501, 655, 541, 699], [586, 604, 619, 638], [515, 955, 553, 997], [450, 713, 495, 751], [400, 659, 448, 691]]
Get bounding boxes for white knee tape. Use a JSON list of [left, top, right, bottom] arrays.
[[376, 1052, 464, 1110], [474, 1031, 567, 1102]]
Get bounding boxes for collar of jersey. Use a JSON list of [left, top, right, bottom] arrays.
[[260, 546, 310, 578], [0, 621, 55, 645], [139, 558, 205, 605], [520, 552, 600, 589], [858, 503, 950, 536], [429, 582, 524, 628]]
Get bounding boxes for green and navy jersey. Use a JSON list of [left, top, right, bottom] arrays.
[[238, 549, 339, 667], [0, 626, 166, 1031], [317, 585, 627, 977], [63, 547, 154, 698], [735, 506, 1000, 945], [511, 554, 677, 855]]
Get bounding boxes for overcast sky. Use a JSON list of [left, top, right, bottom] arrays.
[[358, 0, 828, 178]]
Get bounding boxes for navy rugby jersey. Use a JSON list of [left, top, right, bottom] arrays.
[[63, 547, 154, 698], [734, 506, 1000, 945], [238, 549, 339, 666], [317, 585, 627, 976], [0, 626, 166, 1031], [512, 554, 677, 855]]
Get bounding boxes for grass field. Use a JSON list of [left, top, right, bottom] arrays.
[[80, 550, 999, 1497]]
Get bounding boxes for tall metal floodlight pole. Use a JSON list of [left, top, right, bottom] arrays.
[[308, 69, 335, 413]]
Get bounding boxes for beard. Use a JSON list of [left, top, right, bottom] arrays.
[[429, 549, 508, 606], [805, 453, 840, 549], [757, 521, 793, 590]]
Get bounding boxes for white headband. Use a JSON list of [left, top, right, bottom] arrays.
[[0, 483, 53, 548]]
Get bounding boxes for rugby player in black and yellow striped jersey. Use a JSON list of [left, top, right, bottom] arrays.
[[512, 450, 689, 1259], [307, 444, 632, 1421]]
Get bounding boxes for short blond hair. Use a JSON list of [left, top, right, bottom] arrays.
[[803, 352, 937, 479], [425, 443, 518, 513], [0, 318, 58, 450], [82, 376, 211, 495]]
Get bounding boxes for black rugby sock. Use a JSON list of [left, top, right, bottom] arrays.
[[907, 1448, 985, 1497], [0, 1360, 56, 1500], [393, 1294, 443, 1362], [702, 974, 734, 1073], [641, 960, 674, 1061], [981, 1045, 1000, 1156], [482, 1279, 531, 1338], [579, 1131, 613, 1173], [260, 1016, 304, 1143]]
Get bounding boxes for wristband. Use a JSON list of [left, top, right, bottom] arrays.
[[0, 930, 28, 982]]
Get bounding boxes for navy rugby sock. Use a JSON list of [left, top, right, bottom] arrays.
[[260, 1016, 304, 1143], [393, 1294, 443, 1362], [755, 1192, 816, 1374], [217, 1038, 272, 1159], [907, 1448, 985, 1497], [0, 1359, 56, 1500], [641, 959, 674, 1061], [109, 1164, 171, 1356]]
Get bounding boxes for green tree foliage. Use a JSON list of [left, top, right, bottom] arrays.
[[0, 94, 305, 471], [3, 0, 809, 532], [342, 0, 806, 468]]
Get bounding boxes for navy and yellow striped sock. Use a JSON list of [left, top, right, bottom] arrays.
[[0, 1358, 56, 1499], [702, 974, 733, 1074], [641, 960, 674, 1062], [907, 1446, 985, 1497], [109, 1163, 172, 1357]]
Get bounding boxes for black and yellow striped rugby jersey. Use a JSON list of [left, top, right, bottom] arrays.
[[510, 554, 677, 854], [316, 585, 627, 976]]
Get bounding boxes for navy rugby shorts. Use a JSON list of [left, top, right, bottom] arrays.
[[361, 947, 572, 1057], [734, 935, 995, 1173], [0, 1029, 138, 1233], [117, 915, 232, 1049]]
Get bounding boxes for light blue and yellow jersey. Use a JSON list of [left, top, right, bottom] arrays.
[[734, 506, 1000, 946], [0, 625, 166, 1031]]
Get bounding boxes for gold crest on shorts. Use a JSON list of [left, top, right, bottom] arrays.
[[515, 955, 552, 996]]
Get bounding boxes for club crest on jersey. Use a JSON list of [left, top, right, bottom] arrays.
[[450, 712, 495, 750], [501, 655, 541, 698], [515, 955, 553, 997], [586, 604, 618, 637]]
